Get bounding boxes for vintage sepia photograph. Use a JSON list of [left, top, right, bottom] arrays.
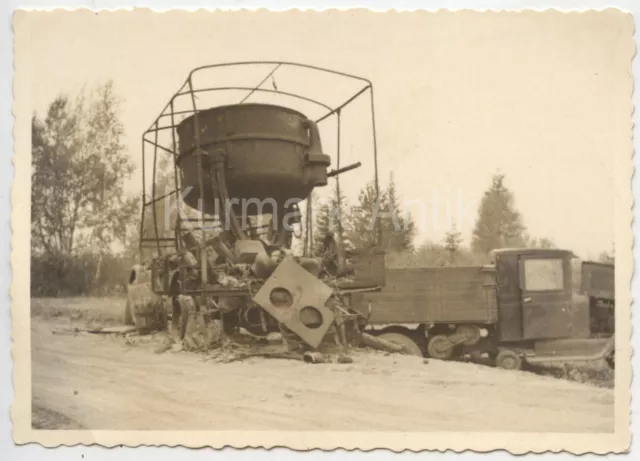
[[11, 8, 633, 453]]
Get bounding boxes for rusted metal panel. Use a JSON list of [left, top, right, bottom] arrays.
[[253, 255, 335, 349], [581, 261, 615, 300], [354, 266, 498, 324]]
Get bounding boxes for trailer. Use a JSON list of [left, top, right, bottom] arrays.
[[581, 260, 615, 335], [351, 248, 615, 370]]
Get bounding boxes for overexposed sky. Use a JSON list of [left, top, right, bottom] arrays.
[[21, 10, 633, 258]]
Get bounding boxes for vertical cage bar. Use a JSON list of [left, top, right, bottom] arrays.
[[170, 99, 182, 254], [369, 86, 382, 247], [151, 124, 161, 256], [305, 193, 313, 256], [139, 137, 147, 255], [187, 76, 208, 294], [335, 110, 343, 240]]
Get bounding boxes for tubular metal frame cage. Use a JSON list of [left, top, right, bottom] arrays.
[[139, 61, 381, 258]]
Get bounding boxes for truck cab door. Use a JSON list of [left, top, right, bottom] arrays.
[[519, 255, 573, 340]]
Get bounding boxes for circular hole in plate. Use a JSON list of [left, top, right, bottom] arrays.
[[269, 287, 293, 308], [299, 306, 323, 329]]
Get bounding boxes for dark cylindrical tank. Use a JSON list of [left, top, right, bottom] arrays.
[[176, 104, 330, 215]]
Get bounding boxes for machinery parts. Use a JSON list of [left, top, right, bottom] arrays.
[[253, 255, 335, 349], [455, 324, 483, 346], [171, 295, 195, 341], [233, 239, 267, 264]]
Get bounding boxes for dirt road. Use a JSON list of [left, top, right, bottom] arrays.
[[31, 318, 614, 432]]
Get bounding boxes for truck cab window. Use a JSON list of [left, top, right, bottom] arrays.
[[523, 258, 564, 291]]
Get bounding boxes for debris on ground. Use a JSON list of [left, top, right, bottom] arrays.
[[52, 325, 138, 335], [361, 332, 405, 353], [303, 351, 327, 363]]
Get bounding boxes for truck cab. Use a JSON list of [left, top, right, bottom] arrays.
[[491, 248, 584, 343], [479, 248, 614, 369]]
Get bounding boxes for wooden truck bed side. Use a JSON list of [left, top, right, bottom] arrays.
[[580, 261, 615, 301], [351, 265, 498, 324]]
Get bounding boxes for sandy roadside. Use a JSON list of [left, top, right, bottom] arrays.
[[29, 319, 614, 432]]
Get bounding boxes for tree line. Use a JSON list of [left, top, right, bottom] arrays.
[[311, 173, 560, 269]]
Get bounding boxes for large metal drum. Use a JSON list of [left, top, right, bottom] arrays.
[[176, 104, 330, 215]]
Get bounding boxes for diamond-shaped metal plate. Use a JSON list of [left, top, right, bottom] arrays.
[[253, 255, 335, 349]]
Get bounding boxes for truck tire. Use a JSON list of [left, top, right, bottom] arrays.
[[427, 335, 454, 360], [495, 349, 522, 370], [377, 332, 423, 357], [124, 300, 135, 326]]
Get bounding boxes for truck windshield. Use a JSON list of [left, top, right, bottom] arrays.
[[523, 258, 564, 291]]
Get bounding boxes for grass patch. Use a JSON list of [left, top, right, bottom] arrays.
[[31, 296, 126, 327], [530, 361, 614, 389]]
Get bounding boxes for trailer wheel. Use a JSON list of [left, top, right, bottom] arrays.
[[377, 332, 423, 356], [124, 300, 135, 326], [427, 335, 454, 360], [495, 349, 522, 370]]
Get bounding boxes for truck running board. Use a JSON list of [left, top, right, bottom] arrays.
[[524, 337, 615, 364]]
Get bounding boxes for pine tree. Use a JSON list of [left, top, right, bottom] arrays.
[[444, 223, 463, 263], [312, 185, 351, 256], [348, 181, 383, 250], [382, 173, 416, 252], [348, 176, 416, 252], [471, 174, 526, 255]]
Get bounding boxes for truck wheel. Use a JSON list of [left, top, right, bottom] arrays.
[[124, 300, 135, 326], [377, 332, 423, 356], [495, 349, 522, 370], [427, 335, 454, 360], [606, 351, 615, 370]]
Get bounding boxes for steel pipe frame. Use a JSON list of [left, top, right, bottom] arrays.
[[139, 61, 381, 257]]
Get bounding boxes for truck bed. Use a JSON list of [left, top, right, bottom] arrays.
[[351, 265, 498, 324]]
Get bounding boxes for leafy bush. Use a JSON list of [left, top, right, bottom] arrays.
[[31, 251, 133, 297]]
